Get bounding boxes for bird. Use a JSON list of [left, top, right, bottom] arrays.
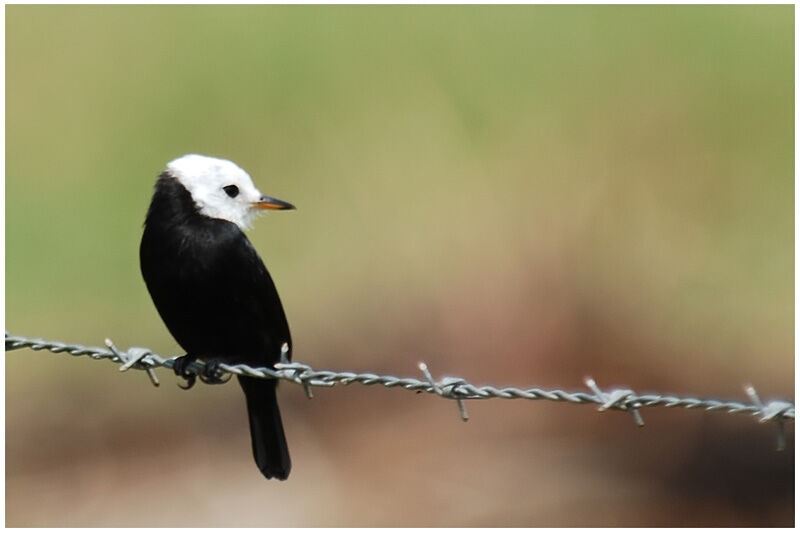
[[139, 154, 295, 480]]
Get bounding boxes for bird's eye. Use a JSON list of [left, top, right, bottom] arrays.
[[223, 185, 239, 198]]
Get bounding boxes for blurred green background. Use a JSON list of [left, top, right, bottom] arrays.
[[6, 5, 793, 527]]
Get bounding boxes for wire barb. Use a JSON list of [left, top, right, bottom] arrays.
[[585, 377, 645, 426], [105, 338, 160, 387], [745, 385, 792, 451], [419, 362, 469, 421], [5, 332, 794, 445], [275, 361, 316, 399]]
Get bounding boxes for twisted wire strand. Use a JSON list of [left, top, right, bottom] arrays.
[[5, 332, 794, 428]]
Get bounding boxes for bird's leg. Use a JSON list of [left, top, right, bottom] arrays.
[[172, 354, 197, 390], [199, 359, 232, 385]]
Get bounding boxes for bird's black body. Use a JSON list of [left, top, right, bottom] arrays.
[[140, 172, 292, 480]]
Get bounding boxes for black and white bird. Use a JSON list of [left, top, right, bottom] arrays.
[[140, 154, 295, 480]]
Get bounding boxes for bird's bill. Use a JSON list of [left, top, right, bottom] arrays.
[[253, 195, 295, 210]]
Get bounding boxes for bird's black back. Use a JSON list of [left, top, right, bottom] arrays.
[[140, 173, 292, 365]]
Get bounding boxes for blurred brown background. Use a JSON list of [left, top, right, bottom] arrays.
[[6, 5, 794, 526]]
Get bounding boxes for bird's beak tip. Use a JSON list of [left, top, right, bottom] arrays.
[[253, 196, 295, 211]]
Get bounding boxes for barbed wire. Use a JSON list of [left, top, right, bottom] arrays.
[[5, 332, 794, 449]]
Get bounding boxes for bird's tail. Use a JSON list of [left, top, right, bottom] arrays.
[[237, 376, 291, 480]]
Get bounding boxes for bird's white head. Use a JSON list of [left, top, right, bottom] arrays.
[[166, 154, 294, 230]]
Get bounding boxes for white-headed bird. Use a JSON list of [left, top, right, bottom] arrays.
[[140, 154, 294, 480]]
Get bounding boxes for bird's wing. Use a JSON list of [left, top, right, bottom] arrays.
[[209, 224, 293, 363]]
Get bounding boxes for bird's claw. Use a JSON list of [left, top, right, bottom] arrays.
[[198, 359, 231, 385], [172, 356, 230, 388], [173, 355, 197, 390]]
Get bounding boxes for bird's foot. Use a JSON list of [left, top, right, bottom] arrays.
[[172, 355, 197, 390], [198, 359, 232, 385]]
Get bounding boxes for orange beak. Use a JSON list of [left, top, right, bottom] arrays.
[[252, 195, 295, 211]]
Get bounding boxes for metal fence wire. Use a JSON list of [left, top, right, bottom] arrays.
[[5, 331, 794, 450]]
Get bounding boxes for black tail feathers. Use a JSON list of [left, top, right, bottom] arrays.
[[237, 376, 291, 480]]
